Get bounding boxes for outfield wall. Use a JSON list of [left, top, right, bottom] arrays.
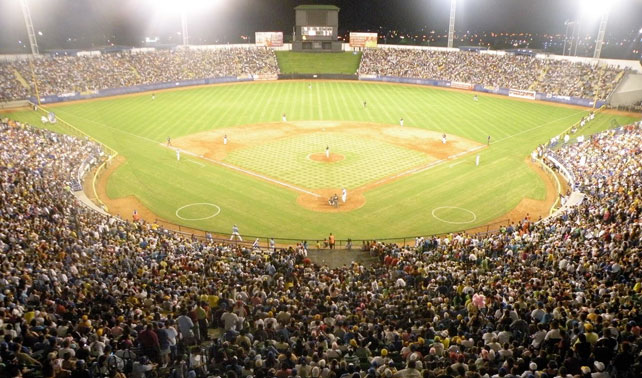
[[22, 73, 603, 108], [358, 75, 604, 108], [28, 76, 252, 104]]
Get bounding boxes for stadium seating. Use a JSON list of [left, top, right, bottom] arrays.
[[0, 114, 641, 377], [358, 48, 625, 101], [0, 48, 280, 102], [0, 47, 627, 103]]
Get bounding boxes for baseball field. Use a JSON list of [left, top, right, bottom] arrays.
[[6, 80, 639, 242]]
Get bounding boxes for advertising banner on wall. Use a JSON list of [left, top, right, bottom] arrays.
[[450, 81, 474, 90], [349, 32, 378, 48], [255, 32, 284, 47], [508, 88, 536, 100]]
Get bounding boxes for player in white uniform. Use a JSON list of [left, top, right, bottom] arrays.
[[223, 134, 228, 145], [341, 188, 347, 203], [475, 154, 480, 166], [282, 113, 287, 122], [400, 118, 404, 127], [176, 149, 180, 161], [325, 146, 330, 158], [230, 224, 242, 241], [442, 133, 447, 144]]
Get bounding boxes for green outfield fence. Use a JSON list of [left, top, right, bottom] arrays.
[[152, 216, 511, 250]]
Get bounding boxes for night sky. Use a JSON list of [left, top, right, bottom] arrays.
[[1, 0, 641, 52]]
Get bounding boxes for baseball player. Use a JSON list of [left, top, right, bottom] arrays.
[[442, 133, 447, 144], [223, 134, 228, 145], [475, 154, 480, 166], [341, 188, 347, 203], [325, 146, 330, 159], [230, 224, 242, 241], [400, 118, 404, 127], [282, 113, 287, 122], [167, 137, 171, 146], [176, 149, 180, 161]]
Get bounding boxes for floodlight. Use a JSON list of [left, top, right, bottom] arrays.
[[151, 0, 218, 14], [580, 0, 613, 19]]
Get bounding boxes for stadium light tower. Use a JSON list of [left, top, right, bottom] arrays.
[[447, 0, 457, 48], [580, 0, 614, 59], [19, 0, 39, 55], [593, 10, 610, 59], [152, 0, 220, 46], [181, 10, 189, 45]]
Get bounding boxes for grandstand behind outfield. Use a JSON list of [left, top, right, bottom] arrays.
[[1, 43, 641, 107]]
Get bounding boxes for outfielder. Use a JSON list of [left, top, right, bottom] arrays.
[[282, 113, 287, 122], [176, 149, 180, 161], [400, 118, 404, 127]]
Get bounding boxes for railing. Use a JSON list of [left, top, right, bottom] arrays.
[[151, 216, 515, 250]]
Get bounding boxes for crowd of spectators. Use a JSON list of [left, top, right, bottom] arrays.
[[0, 46, 628, 103], [0, 114, 641, 378], [0, 47, 279, 101], [358, 49, 624, 100]]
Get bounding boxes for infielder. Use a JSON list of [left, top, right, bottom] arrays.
[[223, 134, 228, 145], [341, 188, 347, 203], [282, 113, 287, 122], [325, 146, 330, 159], [176, 149, 180, 161], [230, 224, 242, 241], [400, 118, 404, 127], [442, 133, 447, 144]]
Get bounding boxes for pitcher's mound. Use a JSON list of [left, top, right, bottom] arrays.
[[308, 153, 345, 163]]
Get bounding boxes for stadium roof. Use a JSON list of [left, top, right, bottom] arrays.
[[294, 5, 340, 11]]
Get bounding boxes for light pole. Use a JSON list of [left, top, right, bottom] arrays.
[[181, 10, 189, 45], [19, 0, 39, 55], [563, 20, 575, 56], [447, 0, 457, 48], [593, 11, 609, 59]]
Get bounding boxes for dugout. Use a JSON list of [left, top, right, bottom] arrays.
[[292, 5, 342, 52]]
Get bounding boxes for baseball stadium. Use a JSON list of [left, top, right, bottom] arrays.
[[1, 0, 642, 377]]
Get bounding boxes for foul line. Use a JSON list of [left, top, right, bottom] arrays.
[[371, 144, 484, 186], [187, 159, 205, 167], [43, 112, 320, 198], [168, 146, 321, 198]]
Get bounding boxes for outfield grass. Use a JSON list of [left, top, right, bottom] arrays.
[[6, 81, 639, 240], [276, 51, 362, 74]]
